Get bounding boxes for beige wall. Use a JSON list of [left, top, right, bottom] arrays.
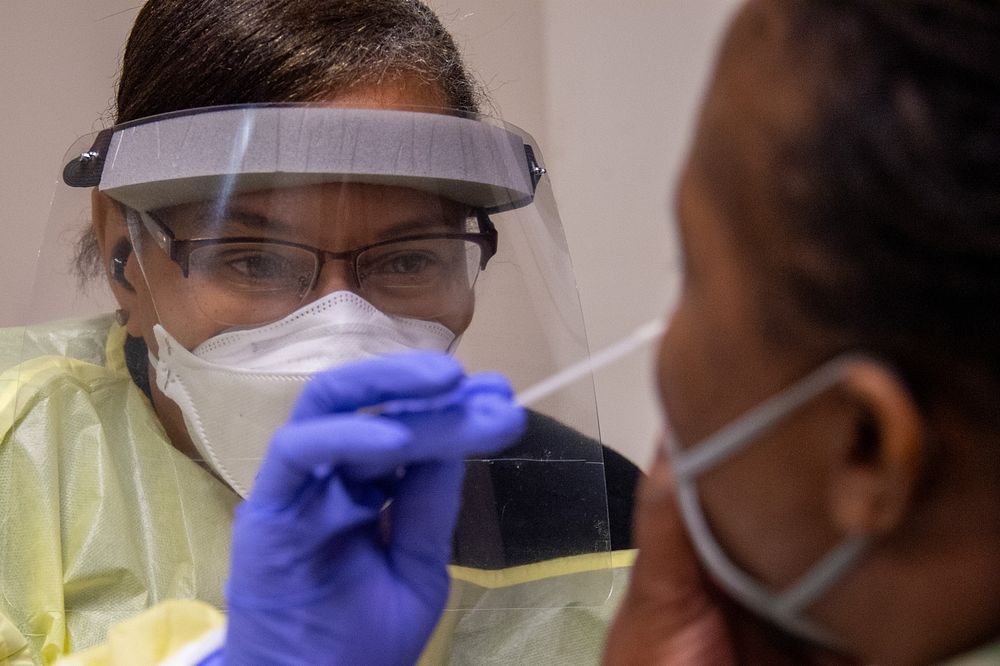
[[0, 0, 738, 468]]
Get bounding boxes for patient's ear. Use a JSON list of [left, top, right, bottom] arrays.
[[828, 360, 925, 535], [91, 190, 142, 336]]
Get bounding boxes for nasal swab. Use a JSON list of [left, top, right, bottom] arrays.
[[514, 318, 667, 408]]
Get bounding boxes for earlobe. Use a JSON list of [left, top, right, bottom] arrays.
[[829, 361, 925, 535]]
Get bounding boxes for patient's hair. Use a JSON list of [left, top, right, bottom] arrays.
[[76, 0, 484, 279], [707, 0, 1000, 423]]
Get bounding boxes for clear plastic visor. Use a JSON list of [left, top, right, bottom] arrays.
[[4, 105, 612, 627]]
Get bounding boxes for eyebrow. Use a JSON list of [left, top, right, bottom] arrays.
[[372, 214, 470, 241], [201, 208, 297, 236], [200, 206, 472, 243]]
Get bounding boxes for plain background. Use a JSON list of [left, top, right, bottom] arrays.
[[0, 0, 739, 469]]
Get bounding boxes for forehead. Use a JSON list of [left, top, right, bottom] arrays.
[[684, 0, 829, 249], [704, 1, 820, 150], [156, 182, 470, 242], [320, 75, 451, 111]]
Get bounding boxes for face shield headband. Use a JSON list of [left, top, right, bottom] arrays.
[[63, 104, 544, 214], [663, 354, 872, 651]]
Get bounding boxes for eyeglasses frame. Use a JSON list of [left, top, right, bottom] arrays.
[[133, 208, 499, 295]]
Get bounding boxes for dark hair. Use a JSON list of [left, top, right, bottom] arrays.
[[77, 0, 485, 279], [708, 0, 1000, 422]]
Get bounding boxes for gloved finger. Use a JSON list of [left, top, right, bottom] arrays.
[[324, 389, 525, 484], [391, 391, 526, 460], [229, 476, 385, 590], [289, 351, 464, 421], [255, 379, 524, 507], [251, 415, 411, 509], [453, 371, 514, 399], [376, 371, 515, 417], [388, 459, 467, 580]]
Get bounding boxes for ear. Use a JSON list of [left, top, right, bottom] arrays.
[[91, 189, 143, 336], [828, 359, 925, 536]]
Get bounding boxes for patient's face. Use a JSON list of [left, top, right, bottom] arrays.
[[654, 0, 848, 615]]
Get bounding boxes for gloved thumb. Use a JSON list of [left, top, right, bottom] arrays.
[[290, 352, 464, 420]]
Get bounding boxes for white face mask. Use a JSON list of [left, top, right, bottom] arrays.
[[151, 291, 457, 497], [663, 354, 869, 650]]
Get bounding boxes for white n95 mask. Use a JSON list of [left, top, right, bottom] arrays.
[[663, 354, 870, 651], [151, 291, 457, 497]]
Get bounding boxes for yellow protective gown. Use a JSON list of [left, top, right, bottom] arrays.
[[0, 316, 237, 664], [1, 315, 634, 666]]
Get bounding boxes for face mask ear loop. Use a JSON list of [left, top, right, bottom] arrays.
[[774, 536, 869, 614], [673, 480, 844, 648], [667, 352, 874, 650], [671, 355, 863, 479]]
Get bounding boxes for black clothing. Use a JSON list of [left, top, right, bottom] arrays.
[[454, 410, 639, 569]]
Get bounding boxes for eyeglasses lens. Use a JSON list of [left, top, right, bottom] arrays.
[[186, 238, 483, 326]]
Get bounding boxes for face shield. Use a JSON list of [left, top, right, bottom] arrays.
[[7, 104, 612, 620]]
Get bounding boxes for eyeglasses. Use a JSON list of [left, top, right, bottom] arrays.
[[133, 209, 498, 326]]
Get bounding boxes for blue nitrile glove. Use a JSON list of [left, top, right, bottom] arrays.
[[218, 352, 526, 666]]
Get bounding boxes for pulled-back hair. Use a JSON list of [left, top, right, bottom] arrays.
[[77, 0, 484, 278], [116, 0, 482, 123], [717, 0, 1000, 422]]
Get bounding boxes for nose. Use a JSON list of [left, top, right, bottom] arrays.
[[305, 259, 359, 301]]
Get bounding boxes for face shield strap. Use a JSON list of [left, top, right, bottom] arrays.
[[665, 353, 875, 651], [61, 105, 541, 214]]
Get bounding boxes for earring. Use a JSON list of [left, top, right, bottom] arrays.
[[115, 309, 130, 326]]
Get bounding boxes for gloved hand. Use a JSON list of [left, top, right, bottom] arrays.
[[218, 351, 526, 666]]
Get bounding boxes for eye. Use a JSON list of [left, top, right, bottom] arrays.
[[191, 244, 314, 291], [380, 251, 438, 275], [359, 246, 447, 284], [222, 250, 294, 279]]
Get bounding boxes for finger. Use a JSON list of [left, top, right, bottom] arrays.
[[253, 384, 524, 509], [375, 371, 515, 417], [250, 415, 410, 509], [461, 372, 515, 399], [234, 473, 385, 553], [630, 442, 706, 600], [329, 390, 525, 482], [392, 391, 526, 460], [289, 351, 464, 420], [389, 460, 467, 577], [604, 440, 737, 665]]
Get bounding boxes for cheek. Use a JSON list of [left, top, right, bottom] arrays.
[[656, 295, 724, 446], [656, 295, 827, 588], [131, 257, 228, 353], [693, 422, 839, 590], [438, 291, 475, 337]]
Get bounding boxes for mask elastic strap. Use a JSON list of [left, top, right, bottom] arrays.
[[668, 352, 873, 650], [670, 354, 864, 478], [674, 482, 855, 648]]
